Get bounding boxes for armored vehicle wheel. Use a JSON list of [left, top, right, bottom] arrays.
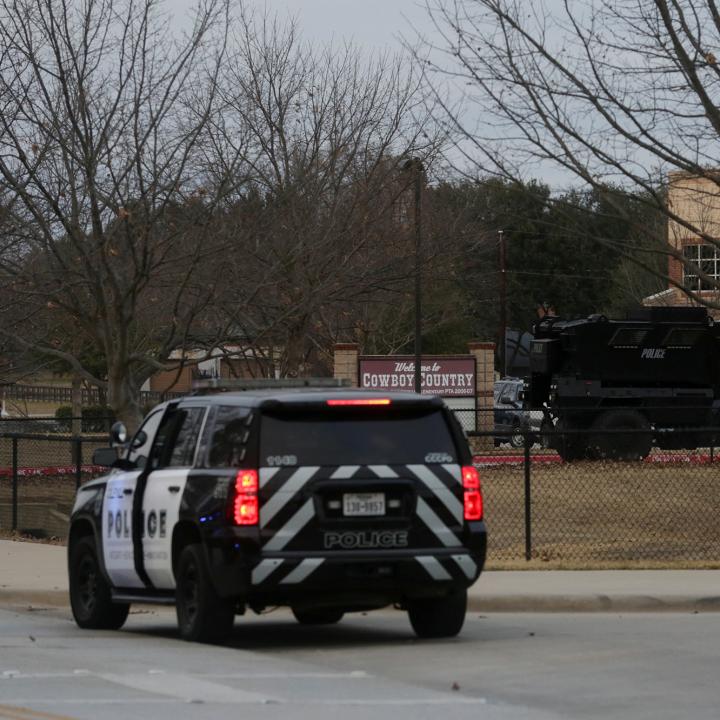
[[555, 419, 588, 462], [407, 588, 467, 638], [69, 536, 130, 630], [292, 607, 345, 625], [590, 410, 652, 461], [176, 544, 235, 644]]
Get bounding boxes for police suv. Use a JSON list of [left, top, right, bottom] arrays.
[[68, 380, 487, 643]]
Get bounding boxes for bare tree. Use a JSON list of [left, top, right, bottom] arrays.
[[418, 0, 720, 307], [205, 10, 444, 374], [0, 0, 231, 428]]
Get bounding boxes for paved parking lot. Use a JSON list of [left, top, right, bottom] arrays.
[[0, 605, 716, 720]]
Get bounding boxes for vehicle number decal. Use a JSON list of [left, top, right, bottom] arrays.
[[424, 452, 453, 463], [266, 454, 298, 467]]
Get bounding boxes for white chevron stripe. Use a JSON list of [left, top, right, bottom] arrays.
[[280, 558, 325, 584], [415, 498, 462, 547], [251, 558, 283, 585], [259, 467, 281, 488], [416, 556, 452, 581], [263, 499, 315, 552], [407, 464, 463, 523], [451, 554, 478, 580], [368, 465, 398, 478], [330, 465, 360, 479], [260, 466, 319, 528], [441, 464, 462, 482]]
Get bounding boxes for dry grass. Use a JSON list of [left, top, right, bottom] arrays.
[[2, 454, 720, 567], [482, 459, 720, 565]]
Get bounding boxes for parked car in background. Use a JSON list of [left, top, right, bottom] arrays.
[[494, 378, 542, 448]]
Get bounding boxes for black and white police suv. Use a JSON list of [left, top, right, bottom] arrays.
[[68, 380, 487, 643]]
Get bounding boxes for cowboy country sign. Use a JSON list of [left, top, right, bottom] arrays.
[[358, 356, 476, 397]]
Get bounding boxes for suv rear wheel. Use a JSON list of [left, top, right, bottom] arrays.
[[69, 536, 129, 630], [176, 544, 235, 644], [406, 588, 467, 638]]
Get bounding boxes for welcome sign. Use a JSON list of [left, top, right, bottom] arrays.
[[359, 356, 476, 397]]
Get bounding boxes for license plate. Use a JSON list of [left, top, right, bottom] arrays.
[[343, 492, 385, 516]]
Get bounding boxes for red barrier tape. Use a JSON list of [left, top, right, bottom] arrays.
[[473, 453, 717, 466], [0, 465, 106, 477]]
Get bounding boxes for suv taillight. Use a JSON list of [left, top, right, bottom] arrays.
[[232, 469, 259, 525], [462, 466, 483, 521]]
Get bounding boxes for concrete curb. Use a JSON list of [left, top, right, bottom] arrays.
[[3, 590, 720, 614], [467, 594, 720, 613]]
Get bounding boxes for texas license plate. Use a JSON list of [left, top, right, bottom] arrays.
[[343, 492, 386, 516]]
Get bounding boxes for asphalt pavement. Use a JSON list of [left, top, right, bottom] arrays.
[[2, 539, 720, 612]]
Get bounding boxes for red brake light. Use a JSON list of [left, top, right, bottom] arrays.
[[462, 465, 483, 521], [326, 398, 391, 406], [234, 495, 258, 525], [236, 469, 258, 492], [462, 466, 479, 489], [232, 469, 259, 525]]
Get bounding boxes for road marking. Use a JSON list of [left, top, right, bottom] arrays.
[[0, 705, 79, 720], [98, 672, 278, 703]]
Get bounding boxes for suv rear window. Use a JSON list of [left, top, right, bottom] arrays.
[[260, 408, 457, 466]]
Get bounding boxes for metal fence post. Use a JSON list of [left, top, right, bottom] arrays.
[[524, 429, 532, 561], [74, 437, 82, 489], [11, 436, 18, 532]]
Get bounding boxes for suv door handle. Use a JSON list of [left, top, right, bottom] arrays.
[[168, 486, 181, 494], [123, 488, 133, 496]]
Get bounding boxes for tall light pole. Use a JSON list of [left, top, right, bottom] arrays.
[[403, 158, 424, 394], [499, 229, 507, 377]]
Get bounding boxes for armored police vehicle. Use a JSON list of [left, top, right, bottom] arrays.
[[68, 380, 487, 643], [528, 306, 720, 461]]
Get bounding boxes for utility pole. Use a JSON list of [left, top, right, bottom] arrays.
[[403, 158, 424, 394], [499, 229, 507, 377]]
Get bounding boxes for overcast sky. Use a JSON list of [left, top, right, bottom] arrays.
[[251, 0, 430, 51]]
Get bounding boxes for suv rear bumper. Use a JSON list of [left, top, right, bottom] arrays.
[[209, 523, 487, 604]]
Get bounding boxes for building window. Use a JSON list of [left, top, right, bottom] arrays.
[[683, 243, 720, 290]]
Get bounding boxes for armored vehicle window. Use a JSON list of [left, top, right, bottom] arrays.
[[608, 328, 649, 348], [205, 406, 252, 467], [260, 408, 457, 466], [662, 328, 705, 348]]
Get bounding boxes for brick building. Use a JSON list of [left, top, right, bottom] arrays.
[[644, 172, 720, 315]]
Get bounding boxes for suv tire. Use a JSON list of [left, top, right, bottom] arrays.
[[407, 588, 467, 638], [176, 544, 235, 644], [292, 607, 344, 625], [69, 536, 129, 630]]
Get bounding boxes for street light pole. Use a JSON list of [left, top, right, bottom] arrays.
[[412, 161, 423, 394], [499, 229, 507, 378], [402, 158, 425, 394]]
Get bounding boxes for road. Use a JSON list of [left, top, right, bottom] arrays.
[[0, 605, 716, 720]]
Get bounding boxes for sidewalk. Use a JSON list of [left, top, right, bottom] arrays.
[[2, 539, 720, 612]]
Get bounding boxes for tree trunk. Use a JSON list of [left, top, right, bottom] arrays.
[[71, 373, 82, 437], [107, 369, 143, 434]]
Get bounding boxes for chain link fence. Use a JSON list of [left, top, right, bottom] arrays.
[[2, 415, 719, 566], [0, 431, 107, 539], [470, 424, 720, 565]]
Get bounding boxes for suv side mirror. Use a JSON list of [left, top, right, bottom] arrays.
[[110, 421, 128, 446]]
